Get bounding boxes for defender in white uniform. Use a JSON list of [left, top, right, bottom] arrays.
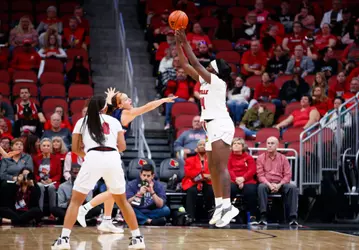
[[175, 29, 238, 228], [51, 96, 145, 250]]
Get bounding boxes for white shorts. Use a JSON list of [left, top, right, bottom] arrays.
[[73, 151, 126, 195], [204, 117, 235, 151]]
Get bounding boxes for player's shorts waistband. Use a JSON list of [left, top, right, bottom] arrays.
[[87, 146, 117, 153]]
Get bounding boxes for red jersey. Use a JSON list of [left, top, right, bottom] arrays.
[[292, 106, 316, 127], [10, 51, 41, 71], [63, 27, 87, 49], [254, 82, 279, 100], [16, 102, 39, 120], [286, 34, 305, 53], [240, 50, 267, 76], [314, 34, 336, 50]]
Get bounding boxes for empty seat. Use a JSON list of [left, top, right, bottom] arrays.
[[127, 158, 157, 181], [42, 98, 68, 114], [275, 75, 293, 89], [40, 72, 64, 85], [70, 99, 88, 114], [199, 17, 219, 29], [261, 102, 276, 114], [11, 0, 33, 12], [246, 76, 261, 89], [0, 70, 10, 84], [71, 112, 83, 126], [44, 59, 64, 73], [66, 48, 89, 61], [0, 83, 10, 96], [13, 70, 37, 83], [232, 17, 244, 29], [171, 102, 199, 120], [159, 158, 185, 187], [284, 102, 301, 116], [40, 84, 66, 99], [13, 82, 38, 97], [228, 6, 248, 18], [146, 0, 173, 14], [256, 128, 280, 143], [216, 51, 241, 64], [216, 0, 236, 6], [36, 1, 56, 12], [234, 127, 245, 138], [68, 85, 94, 100], [59, 2, 78, 14], [282, 127, 304, 143], [212, 40, 233, 52], [200, 6, 218, 17], [173, 114, 195, 129], [304, 75, 315, 84]]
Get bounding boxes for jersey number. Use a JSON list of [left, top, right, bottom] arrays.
[[200, 97, 206, 110]]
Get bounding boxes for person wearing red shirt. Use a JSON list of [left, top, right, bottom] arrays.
[[314, 23, 337, 50], [73, 6, 90, 34], [62, 17, 88, 50], [341, 40, 359, 65], [164, 68, 195, 129], [228, 138, 257, 224], [36, 6, 63, 35], [33, 138, 62, 211], [312, 86, 333, 117], [155, 30, 175, 62], [44, 106, 72, 132], [254, 72, 280, 107], [241, 40, 267, 76], [10, 39, 41, 71], [328, 72, 346, 99], [182, 140, 213, 220], [254, 0, 270, 24], [186, 23, 212, 51], [176, 0, 199, 19], [51, 137, 68, 161], [282, 21, 305, 55]]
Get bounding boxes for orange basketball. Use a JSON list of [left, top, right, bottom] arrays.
[[168, 10, 189, 30]]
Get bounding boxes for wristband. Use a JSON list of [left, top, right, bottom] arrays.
[[151, 192, 156, 196]]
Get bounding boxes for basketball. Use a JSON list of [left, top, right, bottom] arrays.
[[168, 10, 189, 30]]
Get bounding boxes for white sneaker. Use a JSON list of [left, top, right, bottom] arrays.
[[215, 205, 239, 228], [128, 236, 145, 249], [209, 206, 223, 225], [97, 221, 124, 234], [51, 237, 70, 250], [77, 206, 88, 228]]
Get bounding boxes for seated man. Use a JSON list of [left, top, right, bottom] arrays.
[[256, 136, 298, 226], [51, 164, 101, 224], [62, 17, 88, 50], [63, 150, 84, 181], [42, 113, 72, 148], [173, 115, 206, 158], [182, 139, 213, 220], [126, 164, 170, 226], [10, 39, 41, 72]]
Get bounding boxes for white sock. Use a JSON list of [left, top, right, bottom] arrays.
[[215, 197, 223, 208], [131, 228, 141, 237], [61, 228, 71, 238], [222, 198, 231, 209], [103, 216, 112, 223], [83, 203, 93, 212]]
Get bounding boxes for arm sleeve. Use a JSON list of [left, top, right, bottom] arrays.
[[36, 22, 45, 33], [0, 159, 13, 181], [126, 180, 138, 200], [173, 131, 188, 152], [242, 156, 257, 182], [260, 110, 274, 127], [57, 186, 68, 209], [25, 155, 34, 171], [63, 153, 71, 181], [256, 155, 270, 185]]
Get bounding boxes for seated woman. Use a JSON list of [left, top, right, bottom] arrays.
[[228, 138, 257, 224], [9, 16, 38, 48], [51, 136, 68, 160], [23, 134, 40, 159], [273, 94, 320, 130], [320, 96, 352, 133], [181, 139, 214, 221], [33, 138, 61, 211], [36, 6, 63, 35], [38, 33, 67, 59], [44, 106, 72, 131], [294, 6, 315, 31], [311, 72, 328, 95], [38, 25, 62, 49], [253, 72, 281, 108], [314, 23, 337, 50], [227, 75, 250, 126], [186, 23, 212, 51], [311, 86, 333, 117], [0, 167, 42, 225], [0, 138, 33, 181]]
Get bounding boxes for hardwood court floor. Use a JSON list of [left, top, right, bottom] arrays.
[[1, 225, 359, 250]]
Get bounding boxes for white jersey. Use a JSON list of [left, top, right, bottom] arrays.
[[199, 73, 230, 120], [73, 114, 123, 153]]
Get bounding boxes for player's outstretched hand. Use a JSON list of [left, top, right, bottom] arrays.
[[162, 96, 178, 103], [105, 87, 119, 104], [175, 29, 187, 43]]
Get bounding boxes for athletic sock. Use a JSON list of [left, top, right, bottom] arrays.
[[61, 228, 71, 238], [103, 216, 112, 224], [131, 228, 141, 237], [83, 203, 93, 211], [214, 197, 223, 208], [222, 198, 231, 209]]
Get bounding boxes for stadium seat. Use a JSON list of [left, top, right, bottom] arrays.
[[127, 158, 157, 181], [40, 72, 64, 85], [200, 6, 218, 17], [246, 76, 261, 89], [228, 6, 248, 18], [0, 83, 10, 97], [276, 114, 288, 123], [173, 114, 195, 129], [228, 63, 237, 73], [171, 102, 199, 120], [11, 0, 33, 12], [328, 75, 337, 87], [212, 40, 233, 52], [282, 127, 304, 143], [0, 70, 10, 84], [71, 112, 83, 126], [14, 97, 39, 106], [199, 17, 219, 29], [159, 158, 185, 189], [234, 127, 245, 138], [70, 99, 88, 114], [36, 1, 56, 12], [256, 128, 280, 143], [232, 17, 244, 29], [261, 102, 276, 114], [284, 102, 301, 116], [40, 84, 66, 99], [66, 48, 89, 61], [0, 13, 9, 24], [215, 51, 241, 64], [304, 75, 315, 85], [12, 82, 38, 97], [1, 97, 11, 106], [176, 127, 188, 139], [0, 1, 8, 11], [11, 13, 33, 23], [44, 59, 64, 73], [216, 0, 236, 6], [68, 85, 94, 100], [13, 70, 37, 83], [59, 2, 78, 14], [146, 0, 173, 14], [66, 60, 90, 72], [275, 75, 293, 89], [42, 98, 68, 114]]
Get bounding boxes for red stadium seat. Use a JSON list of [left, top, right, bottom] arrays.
[[200, 6, 218, 17], [36, 1, 56, 12], [276, 114, 288, 123], [199, 17, 219, 29], [11, 13, 34, 23], [35, 13, 47, 25], [66, 60, 90, 72], [59, 2, 78, 14], [284, 102, 301, 116], [40, 84, 66, 99], [146, 0, 173, 14], [332, 50, 342, 60], [215, 51, 241, 64], [0, 13, 9, 23], [0, 83, 10, 97], [13, 82, 38, 97], [13, 70, 37, 83], [70, 99, 88, 114], [0, 1, 8, 11], [171, 102, 199, 120], [44, 59, 64, 73], [40, 72, 64, 85], [304, 75, 315, 85], [234, 127, 245, 138], [228, 6, 248, 18], [212, 40, 233, 52], [232, 17, 244, 29], [216, 0, 236, 6], [71, 112, 83, 126], [261, 102, 276, 114], [228, 63, 238, 73], [68, 85, 94, 100], [1, 97, 11, 106], [173, 114, 195, 129], [66, 48, 89, 61], [42, 98, 68, 114], [246, 76, 261, 89], [282, 127, 304, 143], [256, 128, 280, 143], [328, 75, 337, 87], [0, 70, 10, 84], [275, 75, 293, 89], [14, 97, 39, 106], [11, 0, 33, 12]]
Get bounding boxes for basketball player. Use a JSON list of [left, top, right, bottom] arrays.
[[175, 29, 238, 227], [76, 89, 176, 232], [51, 96, 145, 249]]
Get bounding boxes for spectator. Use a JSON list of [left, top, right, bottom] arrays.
[[343, 77, 359, 101], [23, 134, 40, 158], [182, 139, 213, 220], [228, 138, 257, 224], [163, 68, 195, 129], [214, 12, 233, 41], [295, 6, 315, 31], [334, 8, 354, 40], [241, 40, 267, 77], [236, 12, 260, 42], [73, 6, 90, 33], [254, 72, 280, 107], [158, 46, 176, 74], [312, 72, 328, 94], [256, 136, 298, 226], [161, 56, 180, 89], [126, 164, 170, 226], [266, 45, 288, 79], [341, 38, 359, 65], [303, 35, 319, 61], [38, 24, 62, 49], [0, 136, 11, 154], [10, 39, 41, 71], [63, 149, 84, 181], [196, 42, 214, 68], [279, 68, 310, 107], [320, 97, 352, 132], [0, 167, 42, 225], [42, 113, 72, 148], [0, 138, 33, 181], [277, 1, 294, 33], [254, 0, 269, 24], [282, 22, 304, 55], [328, 72, 346, 99], [44, 106, 72, 131], [186, 23, 212, 51], [341, 19, 359, 45], [66, 55, 89, 84], [0, 93, 14, 121], [273, 95, 320, 130], [36, 6, 63, 35], [14, 87, 46, 138], [285, 45, 315, 78], [316, 47, 338, 78], [312, 86, 333, 117], [320, 0, 343, 29], [240, 100, 274, 137], [176, 0, 199, 18], [0, 118, 12, 139], [51, 164, 100, 224], [62, 17, 88, 50], [52, 137, 68, 160], [261, 25, 283, 58], [9, 16, 38, 48], [155, 30, 176, 64], [314, 23, 337, 50], [174, 116, 206, 158], [38, 34, 67, 59], [33, 138, 62, 211], [152, 9, 170, 36], [227, 75, 251, 125]]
